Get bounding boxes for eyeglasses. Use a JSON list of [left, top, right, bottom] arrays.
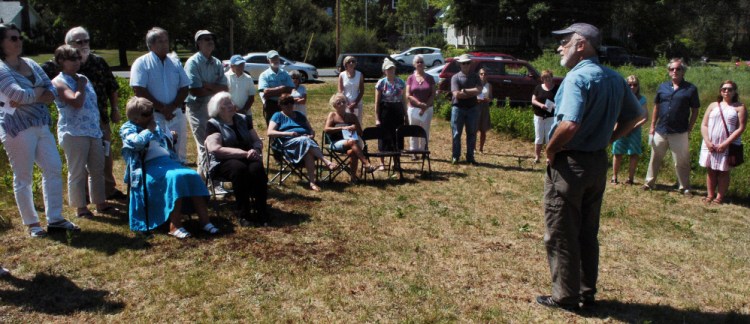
[[141, 110, 153, 118], [721, 87, 735, 92], [668, 67, 683, 72], [73, 39, 89, 45], [6, 35, 23, 42], [628, 83, 638, 87]]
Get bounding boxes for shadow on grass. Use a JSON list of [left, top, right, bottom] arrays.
[[268, 206, 311, 228], [46, 229, 150, 255], [0, 272, 125, 315], [578, 300, 749, 323]]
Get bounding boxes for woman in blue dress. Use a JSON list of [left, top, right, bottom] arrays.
[[120, 96, 219, 239], [267, 93, 336, 191], [611, 75, 648, 184]]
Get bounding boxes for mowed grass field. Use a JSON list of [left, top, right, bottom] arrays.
[[0, 77, 749, 321]]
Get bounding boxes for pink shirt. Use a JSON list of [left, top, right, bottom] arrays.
[[406, 73, 435, 106]]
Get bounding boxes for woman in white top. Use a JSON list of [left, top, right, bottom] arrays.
[[699, 80, 747, 204], [290, 70, 307, 115], [338, 55, 364, 124], [476, 68, 492, 153]]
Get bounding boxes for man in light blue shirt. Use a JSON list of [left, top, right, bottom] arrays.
[[536, 23, 646, 312], [130, 27, 191, 163], [257, 50, 294, 125], [184, 29, 227, 178]]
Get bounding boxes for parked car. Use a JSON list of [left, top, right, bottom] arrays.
[[390, 47, 444, 67], [437, 56, 563, 106], [336, 53, 415, 79], [598, 46, 654, 67], [221, 52, 319, 83], [426, 63, 445, 84]]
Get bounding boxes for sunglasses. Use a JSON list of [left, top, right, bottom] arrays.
[[628, 83, 638, 87], [668, 67, 683, 72], [415, 61, 424, 64], [73, 39, 90, 45], [6, 35, 23, 42], [721, 87, 735, 92]]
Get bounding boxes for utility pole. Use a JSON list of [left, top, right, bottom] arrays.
[[336, 0, 340, 60]]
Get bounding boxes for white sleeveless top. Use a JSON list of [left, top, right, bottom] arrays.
[[340, 70, 362, 105]]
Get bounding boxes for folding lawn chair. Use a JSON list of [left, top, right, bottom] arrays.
[[360, 126, 402, 181], [320, 131, 354, 182], [397, 125, 432, 177]]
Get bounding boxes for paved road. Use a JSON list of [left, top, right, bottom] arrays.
[[114, 68, 339, 80]]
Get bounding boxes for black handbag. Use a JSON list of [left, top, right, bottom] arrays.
[[718, 103, 744, 167]]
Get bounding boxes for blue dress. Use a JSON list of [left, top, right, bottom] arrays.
[[270, 111, 321, 164], [612, 95, 646, 155], [120, 121, 208, 232]]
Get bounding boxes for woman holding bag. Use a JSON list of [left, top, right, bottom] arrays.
[[699, 80, 747, 204]]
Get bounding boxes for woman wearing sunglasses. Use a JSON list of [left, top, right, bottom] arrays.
[[51, 44, 111, 219], [699, 80, 747, 204], [611, 75, 647, 185], [0, 23, 79, 237]]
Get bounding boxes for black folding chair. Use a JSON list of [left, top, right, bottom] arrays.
[[320, 131, 355, 182], [360, 126, 402, 181], [265, 137, 313, 186], [397, 125, 432, 176]]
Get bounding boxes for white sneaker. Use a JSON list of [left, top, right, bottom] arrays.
[[213, 185, 229, 196], [0, 266, 9, 277]]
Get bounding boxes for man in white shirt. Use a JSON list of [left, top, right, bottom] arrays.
[[225, 55, 256, 116]]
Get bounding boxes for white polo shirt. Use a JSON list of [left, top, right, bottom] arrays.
[[225, 70, 256, 112]]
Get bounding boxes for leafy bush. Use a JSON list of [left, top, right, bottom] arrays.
[[341, 25, 388, 53], [442, 46, 468, 60], [491, 103, 535, 141]]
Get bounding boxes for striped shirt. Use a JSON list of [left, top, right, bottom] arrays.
[[0, 58, 54, 139]]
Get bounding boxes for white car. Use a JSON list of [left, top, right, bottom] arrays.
[[391, 47, 444, 67], [426, 63, 445, 84], [222, 52, 319, 83]]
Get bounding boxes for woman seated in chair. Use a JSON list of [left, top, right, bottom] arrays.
[[120, 97, 219, 239], [267, 93, 337, 191], [324, 93, 377, 182], [205, 92, 268, 226]]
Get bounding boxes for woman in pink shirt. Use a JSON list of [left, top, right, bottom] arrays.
[[405, 54, 435, 154]]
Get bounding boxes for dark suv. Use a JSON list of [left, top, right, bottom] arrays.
[[336, 53, 414, 79], [438, 57, 562, 106]]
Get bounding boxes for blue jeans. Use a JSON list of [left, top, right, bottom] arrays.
[[451, 105, 479, 161]]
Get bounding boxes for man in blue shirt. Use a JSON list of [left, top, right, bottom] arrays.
[[130, 27, 191, 163], [184, 30, 228, 179], [258, 50, 294, 125], [644, 58, 700, 194], [450, 54, 482, 165], [537, 23, 646, 312]]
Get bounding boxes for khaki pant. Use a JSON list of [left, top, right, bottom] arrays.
[[644, 132, 691, 190], [101, 122, 118, 196], [544, 150, 607, 305], [60, 134, 106, 208]]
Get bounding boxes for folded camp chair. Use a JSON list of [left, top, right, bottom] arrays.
[[202, 149, 236, 218], [265, 137, 313, 186], [320, 131, 354, 182], [360, 126, 402, 181], [397, 125, 432, 176]]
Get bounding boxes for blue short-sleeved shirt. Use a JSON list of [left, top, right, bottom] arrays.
[[550, 58, 644, 152], [130, 52, 190, 106], [270, 111, 311, 135], [184, 52, 227, 104], [654, 80, 700, 135], [258, 68, 294, 102]]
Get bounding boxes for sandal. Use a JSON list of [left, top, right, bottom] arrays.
[[712, 197, 723, 205], [625, 179, 635, 185], [29, 226, 47, 238], [702, 197, 714, 204], [47, 219, 81, 232], [327, 162, 338, 171], [202, 223, 220, 234], [309, 182, 321, 192], [610, 178, 618, 184], [169, 227, 191, 239], [365, 165, 377, 173]]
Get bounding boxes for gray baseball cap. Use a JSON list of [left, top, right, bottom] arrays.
[[552, 23, 601, 48]]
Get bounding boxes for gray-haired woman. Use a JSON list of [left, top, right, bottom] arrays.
[[205, 91, 268, 225]]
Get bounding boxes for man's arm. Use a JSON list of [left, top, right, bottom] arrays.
[[109, 91, 121, 123], [688, 107, 700, 132], [612, 111, 647, 142], [132, 86, 167, 113], [263, 85, 293, 98], [241, 96, 254, 113], [545, 120, 579, 165], [649, 104, 659, 135]]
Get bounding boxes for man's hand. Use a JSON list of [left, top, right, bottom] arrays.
[[161, 104, 175, 120], [246, 149, 260, 161], [110, 110, 121, 124]]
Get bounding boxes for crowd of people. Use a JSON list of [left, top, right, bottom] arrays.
[[0, 22, 746, 306]]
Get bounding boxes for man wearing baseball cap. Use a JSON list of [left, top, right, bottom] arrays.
[[449, 53, 482, 165], [225, 55, 257, 116], [537, 22, 646, 311], [257, 50, 294, 125], [184, 29, 228, 183]]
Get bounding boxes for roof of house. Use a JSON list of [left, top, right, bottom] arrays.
[[0, 1, 23, 24]]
